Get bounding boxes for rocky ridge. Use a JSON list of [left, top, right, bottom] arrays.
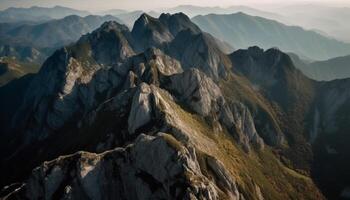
[[0, 13, 336, 200], [3, 133, 241, 200]]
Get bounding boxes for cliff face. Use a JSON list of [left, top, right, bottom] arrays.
[[229, 46, 350, 199]]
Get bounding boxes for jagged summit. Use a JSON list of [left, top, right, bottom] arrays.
[[132, 13, 157, 31], [230, 46, 304, 79], [133, 12, 199, 36], [131, 13, 173, 51], [229, 46, 314, 109], [0, 15, 259, 191], [169, 29, 232, 80], [98, 20, 130, 32], [159, 12, 201, 36], [131, 12, 204, 52], [129, 12, 233, 80], [69, 20, 135, 66], [138, 12, 153, 21]]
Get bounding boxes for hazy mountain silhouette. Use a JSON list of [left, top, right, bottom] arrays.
[[192, 12, 350, 60]]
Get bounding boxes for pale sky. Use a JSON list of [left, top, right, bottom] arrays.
[[0, 0, 349, 11]]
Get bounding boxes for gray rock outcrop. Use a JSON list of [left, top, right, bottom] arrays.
[[4, 133, 241, 200]]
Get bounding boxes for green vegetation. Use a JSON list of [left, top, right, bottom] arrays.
[[0, 56, 40, 86], [220, 74, 285, 147], [158, 84, 323, 199]]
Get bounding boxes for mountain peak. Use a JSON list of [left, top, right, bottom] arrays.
[[61, 14, 82, 21], [233, 11, 250, 16], [159, 13, 171, 19], [137, 13, 154, 24], [131, 12, 201, 50], [230, 46, 294, 72], [159, 12, 201, 36], [98, 20, 129, 32], [131, 13, 173, 51], [133, 13, 161, 28], [169, 29, 232, 80], [246, 46, 265, 57], [64, 20, 135, 66], [229, 46, 311, 108], [132, 12, 199, 39], [159, 12, 188, 20]]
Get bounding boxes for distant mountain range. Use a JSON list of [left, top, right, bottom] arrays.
[[166, 4, 350, 44], [2, 5, 350, 61], [0, 15, 122, 48], [266, 4, 350, 43], [290, 53, 350, 81], [192, 13, 350, 60], [1, 5, 350, 83], [0, 14, 123, 84], [0, 6, 90, 23], [164, 4, 284, 20], [2, 4, 350, 43], [97, 9, 128, 16]]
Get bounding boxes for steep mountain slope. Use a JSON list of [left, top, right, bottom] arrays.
[[230, 47, 315, 111], [168, 30, 232, 80], [229, 46, 350, 199], [131, 13, 232, 61], [290, 53, 350, 81], [131, 13, 175, 51], [230, 47, 316, 171], [0, 6, 90, 23], [192, 13, 350, 60], [311, 78, 350, 199], [0, 73, 35, 137], [0, 13, 327, 200], [128, 11, 232, 79]]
